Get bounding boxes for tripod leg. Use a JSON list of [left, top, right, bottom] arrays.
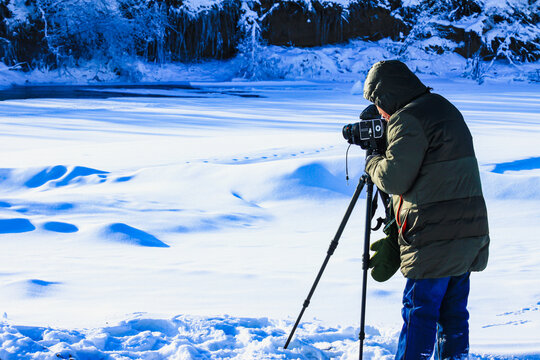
[[358, 177, 374, 360], [284, 175, 368, 349]]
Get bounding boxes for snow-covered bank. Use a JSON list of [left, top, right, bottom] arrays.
[[1, 0, 538, 68], [1, 42, 539, 90], [1, 80, 539, 358]]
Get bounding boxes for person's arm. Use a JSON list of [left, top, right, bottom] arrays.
[[365, 112, 428, 195]]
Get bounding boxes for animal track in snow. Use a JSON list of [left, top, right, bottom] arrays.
[[482, 320, 531, 328], [205, 146, 335, 165], [175, 211, 266, 234], [497, 301, 540, 316]]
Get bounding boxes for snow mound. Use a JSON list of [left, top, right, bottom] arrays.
[[275, 160, 361, 199], [103, 223, 169, 248], [481, 156, 540, 199], [24, 166, 109, 188], [4, 279, 61, 299], [283, 162, 354, 197], [24, 165, 68, 188]]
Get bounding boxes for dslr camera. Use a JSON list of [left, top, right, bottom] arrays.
[[342, 104, 387, 154]]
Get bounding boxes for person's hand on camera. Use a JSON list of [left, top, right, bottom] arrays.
[[365, 153, 382, 172]]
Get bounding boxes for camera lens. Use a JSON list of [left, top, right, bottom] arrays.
[[342, 124, 352, 141]]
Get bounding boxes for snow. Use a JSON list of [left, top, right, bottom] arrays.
[[400, 0, 422, 7], [1, 38, 538, 88], [180, 0, 226, 14], [5, 0, 32, 24], [0, 79, 539, 359], [0, 315, 396, 359], [484, 0, 529, 12]]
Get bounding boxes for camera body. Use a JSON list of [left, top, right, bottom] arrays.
[[342, 104, 387, 153]]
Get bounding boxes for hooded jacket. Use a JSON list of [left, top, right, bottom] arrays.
[[364, 60, 489, 279]]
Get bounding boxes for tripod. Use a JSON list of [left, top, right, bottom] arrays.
[[284, 173, 376, 360]]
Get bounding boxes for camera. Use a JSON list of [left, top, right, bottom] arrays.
[[342, 104, 387, 153]]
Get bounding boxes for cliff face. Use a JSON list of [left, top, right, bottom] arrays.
[[0, 0, 538, 71], [256, 0, 407, 46], [0, 0, 243, 70]]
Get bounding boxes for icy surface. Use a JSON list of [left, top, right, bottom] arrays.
[[0, 80, 539, 358]]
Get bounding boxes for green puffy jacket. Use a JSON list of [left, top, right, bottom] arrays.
[[364, 60, 489, 279]]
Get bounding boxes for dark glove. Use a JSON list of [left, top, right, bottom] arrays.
[[359, 104, 380, 120], [369, 219, 400, 282]]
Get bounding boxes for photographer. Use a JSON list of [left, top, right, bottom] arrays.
[[363, 60, 490, 360]]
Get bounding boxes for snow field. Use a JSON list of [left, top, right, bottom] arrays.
[[0, 80, 539, 359]]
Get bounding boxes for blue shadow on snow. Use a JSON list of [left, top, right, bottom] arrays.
[[29, 279, 60, 287], [54, 166, 109, 187], [25, 279, 61, 298], [0, 169, 11, 183], [25, 165, 109, 188], [115, 176, 134, 183], [15, 202, 75, 215], [491, 157, 540, 174], [286, 163, 353, 196], [25, 165, 67, 188], [106, 223, 169, 248], [43, 221, 79, 233], [0, 218, 36, 234], [175, 213, 263, 233]]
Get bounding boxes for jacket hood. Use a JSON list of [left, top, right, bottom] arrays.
[[363, 60, 428, 115]]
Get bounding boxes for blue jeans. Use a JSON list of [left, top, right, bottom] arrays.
[[395, 273, 470, 360]]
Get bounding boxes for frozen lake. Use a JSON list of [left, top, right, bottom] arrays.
[[0, 79, 539, 359]]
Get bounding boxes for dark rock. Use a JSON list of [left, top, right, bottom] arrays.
[[346, 0, 408, 41], [258, 0, 407, 47], [2, 0, 50, 69], [258, 1, 347, 47], [433, 24, 482, 58], [164, 0, 242, 61]]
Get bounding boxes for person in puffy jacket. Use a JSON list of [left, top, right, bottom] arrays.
[[363, 60, 490, 360]]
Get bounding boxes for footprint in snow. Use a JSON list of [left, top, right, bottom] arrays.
[[482, 320, 531, 328]]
